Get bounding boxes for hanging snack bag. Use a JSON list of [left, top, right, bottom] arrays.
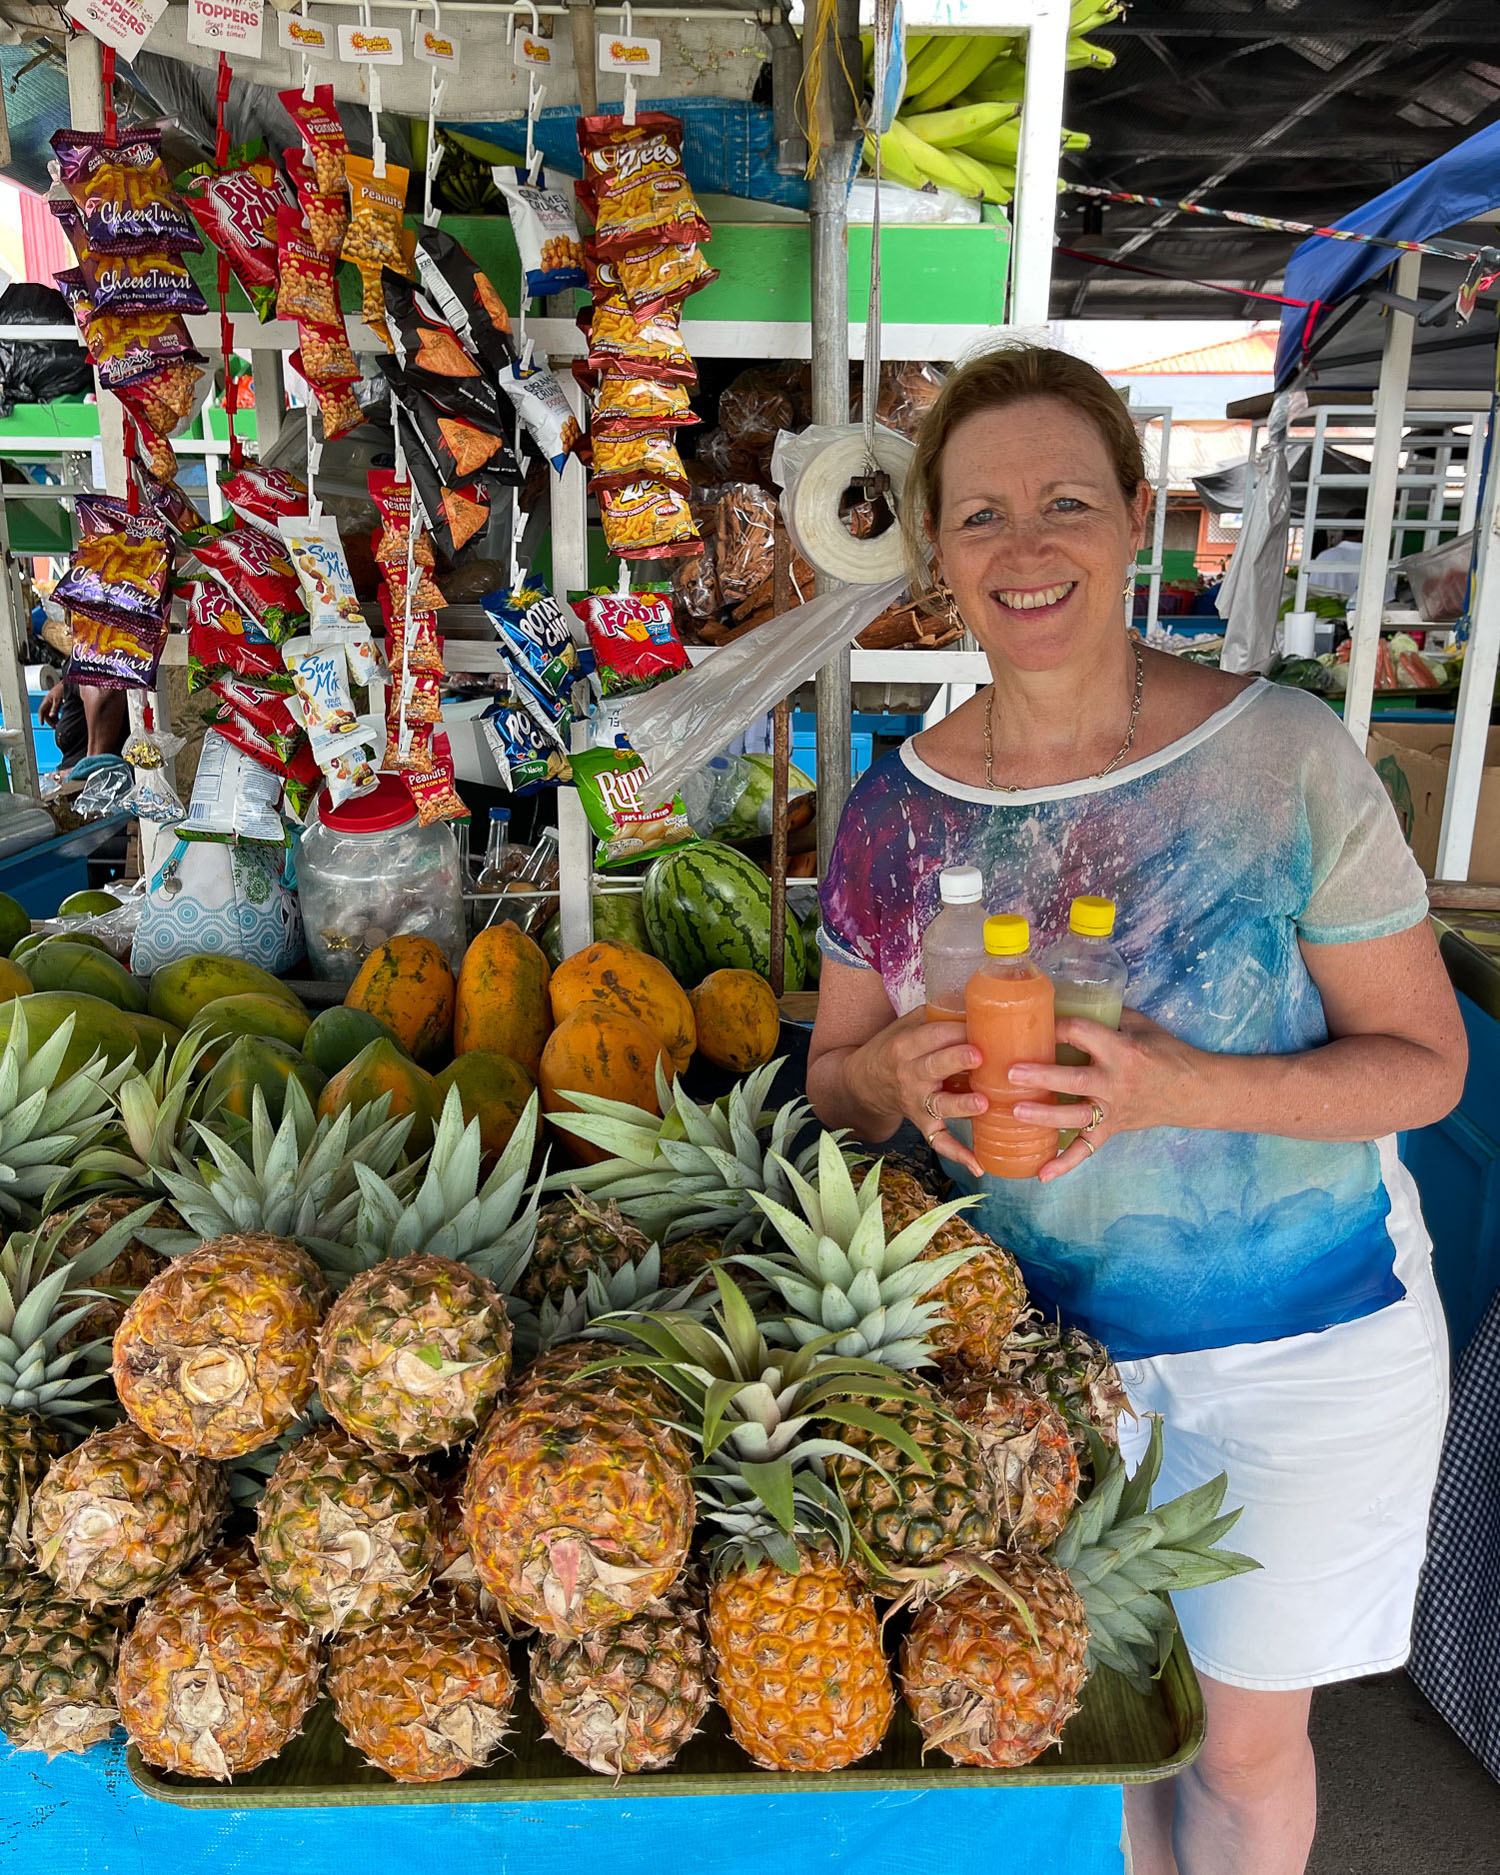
[[414, 225, 515, 376], [221, 464, 309, 535], [587, 430, 689, 491], [483, 580, 580, 699], [597, 479, 702, 562], [583, 300, 696, 384], [54, 507, 172, 620], [343, 156, 411, 340], [282, 637, 359, 742], [616, 238, 717, 322], [58, 272, 200, 386], [211, 675, 306, 762], [493, 167, 587, 298], [369, 469, 436, 567], [382, 555, 446, 616], [405, 735, 468, 826], [276, 204, 344, 329], [590, 373, 699, 433], [570, 745, 696, 869], [278, 515, 366, 635], [78, 250, 207, 320], [124, 728, 186, 825], [381, 593, 445, 678], [53, 128, 203, 255], [575, 114, 710, 257], [576, 589, 689, 695], [180, 144, 289, 319], [390, 402, 502, 556], [183, 730, 287, 844], [66, 605, 171, 690], [308, 374, 368, 443], [280, 85, 351, 196], [480, 702, 571, 793], [187, 582, 291, 690], [115, 358, 205, 441], [191, 522, 307, 641], [500, 355, 581, 472], [285, 148, 349, 258], [382, 273, 480, 379]]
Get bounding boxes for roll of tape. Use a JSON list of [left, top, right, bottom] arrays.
[[783, 428, 916, 586]]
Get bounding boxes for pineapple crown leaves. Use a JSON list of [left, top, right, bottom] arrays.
[[152, 1081, 415, 1253], [1048, 1417, 1261, 1689], [0, 1008, 132, 1218], [0, 1197, 159, 1420], [509, 1241, 713, 1365], [328, 1086, 544, 1290], [740, 1136, 983, 1370]]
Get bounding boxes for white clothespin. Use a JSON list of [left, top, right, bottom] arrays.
[[300, 0, 315, 99], [420, 0, 446, 225], [621, 1, 638, 126], [305, 395, 323, 523], [616, 559, 631, 596], [362, 3, 387, 177]]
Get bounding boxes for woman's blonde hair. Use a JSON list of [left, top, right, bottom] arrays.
[[902, 342, 1147, 605]]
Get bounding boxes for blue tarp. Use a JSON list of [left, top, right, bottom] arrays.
[[1274, 118, 1500, 389]]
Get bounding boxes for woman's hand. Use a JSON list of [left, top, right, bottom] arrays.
[[1008, 1008, 1205, 1182], [844, 1008, 989, 1178]]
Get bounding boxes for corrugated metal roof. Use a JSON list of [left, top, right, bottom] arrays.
[[1114, 329, 1281, 376]]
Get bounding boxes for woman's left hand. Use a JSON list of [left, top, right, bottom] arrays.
[[1007, 1008, 1205, 1182]]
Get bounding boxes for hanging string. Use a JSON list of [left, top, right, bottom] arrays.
[[301, 0, 316, 99], [101, 46, 117, 145], [214, 54, 244, 470]]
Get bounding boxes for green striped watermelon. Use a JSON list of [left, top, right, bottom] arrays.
[[643, 842, 807, 992]]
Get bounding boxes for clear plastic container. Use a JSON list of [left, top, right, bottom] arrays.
[[923, 864, 989, 1093], [1039, 896, 1129, 1064], [298, 775, 466, 981]]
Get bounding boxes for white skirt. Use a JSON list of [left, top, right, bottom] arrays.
[[1115, 1140, 1450, 1693]]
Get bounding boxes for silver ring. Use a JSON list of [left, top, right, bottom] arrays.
[[1082, 1101, 1104, 1135], [924, 1090, 940, 1121]]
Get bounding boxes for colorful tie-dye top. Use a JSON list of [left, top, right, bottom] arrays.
[[818, 681, 1430, 1359]]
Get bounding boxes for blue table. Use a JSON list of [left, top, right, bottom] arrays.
[[1, 1741, 1125, 1875]]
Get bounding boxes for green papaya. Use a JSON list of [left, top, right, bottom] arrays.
[[123, 1012, 184, 1066], [184, 992, 312, 1073], [12, 930, 111, 968], [0, 992, 139, 1077], [148, 955, 303, 1030], [58, 891, 124, 917], [0, 893, 29, 958], [302, 1006, 405, 1079], [23, 941, 147, 1014], [203, 1036, 326, 1128]]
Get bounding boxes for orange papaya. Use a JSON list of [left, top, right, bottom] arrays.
[[688, 969, 781, 1072], [549, 940, 694, 1075], [318, 1037, 437, 1155], [538, 1006, 668, 1166], [345, 935, 455, 1065], [454, 922, 552, 1078]]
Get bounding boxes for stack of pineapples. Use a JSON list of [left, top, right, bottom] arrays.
[[0, 1013, 1255, 1785]]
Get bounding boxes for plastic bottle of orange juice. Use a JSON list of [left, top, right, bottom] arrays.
[[967, 913, 1058, 1180], [923, 866, 989, 1092]]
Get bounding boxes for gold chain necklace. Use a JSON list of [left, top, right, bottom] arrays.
[[984, 640, 1146, 791]]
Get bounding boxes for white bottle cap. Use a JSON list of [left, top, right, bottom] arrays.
[[939, 865, 984, 905]]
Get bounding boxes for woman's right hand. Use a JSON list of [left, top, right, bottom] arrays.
[[844, 1009, 988, 1178]]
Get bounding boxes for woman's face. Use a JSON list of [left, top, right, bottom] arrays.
[[930, 395, 1150, 673]]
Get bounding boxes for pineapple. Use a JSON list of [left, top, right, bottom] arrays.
[[899, 1419, 1260, 1768], [254, 1425, 439, 1635], [462, 1340, 696, 1639], [311, 1089, 541, 1456], [117, 1544, 322, 1780], [0, 1198, 162, 1561], [31, 1421, 227, 1603], [44, 1195, 175, 1352], [112, 1233, 327, 1459], [328, 1589, 516, 1783], [615, 1272, 919, 1772], [948, 1379, 1080, 1549], [0, 1562, 125, 1755], [429, 1466, 518, 1632], [542, 1061, 827, 1247], [878, 1167, 1029, 1381], [743, 1136, 1001, 1592], [529, 1577, 711, 1776], [0, 1003, 133, 1222], [997, 1316, 1133, 1447], [517, 1193, 653, 1313]]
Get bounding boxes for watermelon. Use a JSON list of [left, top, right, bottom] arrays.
[[709, 753, 817, 842], [643, 842, 806, 992]]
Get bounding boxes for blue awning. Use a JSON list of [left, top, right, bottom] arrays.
[[1275, 119, 1500, 389]]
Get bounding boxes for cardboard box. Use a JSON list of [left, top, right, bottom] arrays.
[[1366, 722, 1500, 884]]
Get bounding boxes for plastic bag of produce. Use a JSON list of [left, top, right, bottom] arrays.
[[1399, 530, 1474, 623]]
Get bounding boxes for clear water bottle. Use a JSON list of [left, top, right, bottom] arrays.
[[922, 865, 990, 1094], [1039, 896, 1129, 1094]]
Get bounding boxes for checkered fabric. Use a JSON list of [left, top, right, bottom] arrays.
[[1409, 1285, 1500, 1782]]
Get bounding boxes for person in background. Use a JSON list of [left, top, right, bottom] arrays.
[[39, 674, 126, 773]]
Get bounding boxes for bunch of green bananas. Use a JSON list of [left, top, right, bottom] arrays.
[[859, 0, 1117, 204]]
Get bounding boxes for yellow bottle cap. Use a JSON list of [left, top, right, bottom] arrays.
[[1070, 895, 1117, 939], [984, 913, 1030, 956]]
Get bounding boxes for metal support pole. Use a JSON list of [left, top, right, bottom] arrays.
[[552, 370, 595, 960], [1344, 250, 1419, 752], [1437, 404, 1500, 882]]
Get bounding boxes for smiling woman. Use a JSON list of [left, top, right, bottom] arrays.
[[805, 343, 1468, 1875]]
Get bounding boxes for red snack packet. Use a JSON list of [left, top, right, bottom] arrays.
[[385, 671, 444, 736], [575, 114, 711, 257], [53, 128, 202, 255], [382, 556, 446, 614], [286, 149, 349, 257], [586, 429, 689, 492], [313, 377, 368, 442], [576, 589, 689, 694], [211, 675, 305, 760], [214, 707, 321, 790], [276, 205, 344, 328], [295, 323, 359, 386], [188, 615, 290, 692], [369, 469, 437, 568], [78, 250, 208, 319], [380, 588, 445, 675], [406, 752, 467, 826], [115, 360, 205, 440], [597, 479, 703, 562], [192, 522, 307, 640], [583, 300, 696, 385], [280, 85, 350, 195], [220, 464, 309, 534], [589, 373, 700, 434], [181, 146, 289, 320]]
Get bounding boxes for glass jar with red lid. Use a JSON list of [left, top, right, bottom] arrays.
[[297, 776, 466, 980]]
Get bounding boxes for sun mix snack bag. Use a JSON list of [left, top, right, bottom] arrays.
[[575, 114, 710, 257], [278, 515, 366, 635], [180, 144, 290, 320]]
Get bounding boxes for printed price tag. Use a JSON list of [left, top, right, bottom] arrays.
[[414, 23, 460, 67], [67, 0, 168, 61], [188, 0, 264, 57], [338, 21, 404, 62], [277, 10, 332, 55], [513, 29, 554, 69], [598, 33, 660, 76]]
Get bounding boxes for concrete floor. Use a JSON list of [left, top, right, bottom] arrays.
[[1309, 1672, 1500, 1873]]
